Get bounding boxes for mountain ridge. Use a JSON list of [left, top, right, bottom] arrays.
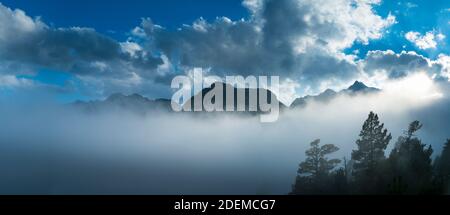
[[72, 80, 380, 113], [290, 81, 380, 108], [182, 82, 288, 112]]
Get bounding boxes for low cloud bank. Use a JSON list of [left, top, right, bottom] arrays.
[[0, 76, 449, 194]]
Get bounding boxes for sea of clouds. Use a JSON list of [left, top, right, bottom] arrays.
[[0, 74, 449, 194]]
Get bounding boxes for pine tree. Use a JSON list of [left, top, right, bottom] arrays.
[[291, 139, 341, 194], [388, 121, 433, 194], [352, 112, 392, 175], [298, 139, 341, 178], [351, 112, 392, 194]]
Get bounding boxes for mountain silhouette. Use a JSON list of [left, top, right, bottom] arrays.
[[291, 81, 380, 108], [181, 82, 288, 113], [72, 93, 174, 114], [345, 81, 380, 94], [73, 82, 287, 115], [72, 81, 379, 113]]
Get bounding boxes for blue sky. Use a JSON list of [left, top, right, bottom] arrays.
[[1, 0, 248, 39], [350, 0, 450, 58], [0, 0, 449, 103]]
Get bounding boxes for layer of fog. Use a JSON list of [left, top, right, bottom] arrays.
[[0, 74, 449, 194]]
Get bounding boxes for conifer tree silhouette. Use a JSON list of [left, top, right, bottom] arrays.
[[388, 121, 433, 194], [351, 112, 392, 193], [291, 139, 340, 194], [352, 112, 392, 175]]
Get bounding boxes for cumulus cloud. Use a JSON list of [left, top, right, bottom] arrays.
[[140, 0, 395, 93], [0, 74, 33, 88], [405, 31, 445, 50], [2, 0, 449, 100], [361, 50, 442, 79], [436, 54, 450, 80], [0, 3, 164, 96]]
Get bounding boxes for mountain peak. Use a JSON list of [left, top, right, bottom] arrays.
[[348, 81, 368, 92], [183, 81, 288, 111], [321, 89, 337, 95], [291, 81, 380, 108], [346, 81, 380, 94]]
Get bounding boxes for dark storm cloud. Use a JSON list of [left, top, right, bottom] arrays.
[[0, 3, 163, 80], [141, 0, 396, 90], [1, 28, 120, 67], [363, 50, 443, 79], [153, 17, 266, 77]]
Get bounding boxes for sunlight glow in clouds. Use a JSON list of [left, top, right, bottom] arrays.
[[351, 72, 447, 116], [383, 72, 443, 101]]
